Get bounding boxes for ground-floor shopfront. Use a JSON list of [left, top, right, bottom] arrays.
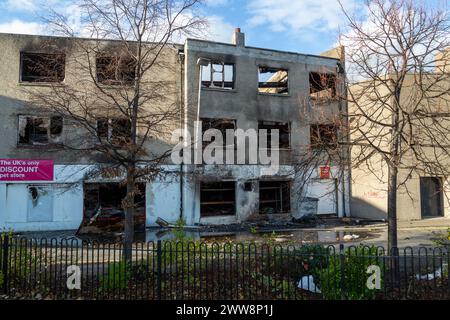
[[0, 164, 350, 232]]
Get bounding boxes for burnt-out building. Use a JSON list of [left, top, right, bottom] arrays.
[[0, 30, 350, 232]]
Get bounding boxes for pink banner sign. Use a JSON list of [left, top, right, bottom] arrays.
[[0, 159, 54, 181]]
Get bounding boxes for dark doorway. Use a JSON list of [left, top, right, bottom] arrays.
[[420, 177, 444, 218]]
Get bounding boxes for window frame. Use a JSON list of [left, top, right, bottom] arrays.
[[257, 121, 291, 150], [310, 123, 339, 150], [19, 52, 66, 84], [95, 54, 137, 86], [201, 61, 235, 91], [309, 71, 337, 101], [17, 115, 64, 147], [258, 66, 289, 95], [200, 181, 236, 217]]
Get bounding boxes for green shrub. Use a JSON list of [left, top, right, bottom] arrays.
[[315, 245, 383, 300], [100, 260, 131, 291]]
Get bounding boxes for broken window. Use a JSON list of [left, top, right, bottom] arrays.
[[82, 182, 145, 232], [201, 118, 236, 148], [27, 185, 53, 222], [259, 180, 291, 214], [18, 115, 63, 146], [21, 52, 65, 83], [96, 55, 136, 85], [200, 181, 236, 217], [258, 121, 290, 149], [258, 67, 288, 94], [201, 61, 234, 90], [310, 124, 338, 149], [96, 118, 131, 145], [309, 72, 336, 100]]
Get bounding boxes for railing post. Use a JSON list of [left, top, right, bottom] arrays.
[[156, 240, 162, 300], [339, 243, 346, 300], [2, 235, 9, 295]]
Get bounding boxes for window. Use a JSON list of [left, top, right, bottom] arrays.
[[201, 61, 234, 90], [310, 124, 338, 149], [83, 182, 146, 231], [200, 181, 236, 217], [18, 115, 63, 146], [201, 118, 236, 148], [259, 180, 290, 214], [309, 72, 336, 100], [96, 118, 131, 145], [258, 67, 288, 94], [20, 52, 65, 83], [96, 55, 136, 85], [258, 121, 290, 149]]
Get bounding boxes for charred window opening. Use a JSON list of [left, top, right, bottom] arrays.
[[96, 55, 136, 85], [201, 61, 234, 90], [258, 67, 288, 94], [96, 118, 131, 145], [201, 118, 236, 149], [243, 181, 253, 192], [310, 124, 338, 149], [18, 115, 63, 146], [200, 181, 236, 217], [259, 180, 291, 214], [20, 52, 65, 83], [258, 121, 290, 149], [309, 72, 336, 100], [83, 182, 145, 231]]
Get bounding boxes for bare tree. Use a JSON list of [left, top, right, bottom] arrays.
[[340, 0, 450, 252], [25, 0, 205, 260]]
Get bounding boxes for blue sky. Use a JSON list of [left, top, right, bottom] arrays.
[[0, 0, 366, 55], [3, 0, 446, 56]]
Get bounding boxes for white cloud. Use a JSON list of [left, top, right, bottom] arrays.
[[247, 0, 359, 33], [0, 19, 47, 35], [5, 0, 37, 12], [204, 15, 235, 43]]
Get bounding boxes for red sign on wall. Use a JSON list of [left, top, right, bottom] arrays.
[[0, 159, 54, 181], [319, 166, 331, 179]]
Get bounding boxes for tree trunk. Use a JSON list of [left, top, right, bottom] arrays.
[[387, 164, 398, 252], [387, 163, 400, 284], [123, 164, 135, 261]]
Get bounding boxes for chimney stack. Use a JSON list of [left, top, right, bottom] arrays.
[[231, 28, 245, 47]]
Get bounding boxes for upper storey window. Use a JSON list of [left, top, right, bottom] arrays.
[[96, 55, 136, 85], [309, 72, 337, 100], [20, 52, 65, 83], [258, 67, 288, 95], [201, 61, 234, 90]]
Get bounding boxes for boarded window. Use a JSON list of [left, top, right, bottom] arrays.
[[18, 115, 63, 146], [309, 72, 336, 100], [96, 118, 131, 145], [258, 67, 288, 94], [20, 52, 65, 83], [27, 185, 54, 222], [259, 180, 290, 214], [258, 121, 290, 149], [96, 55, 136, 85], [201, 118, 236, 148], [201, 61, 234, 90], [200, 181, 236, 217], [310, 124, 338, 149]]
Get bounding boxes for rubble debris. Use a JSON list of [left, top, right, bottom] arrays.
[[343, 234, 360, 241]]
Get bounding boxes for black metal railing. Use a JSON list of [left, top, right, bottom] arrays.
[[0, 236, 448, 300]]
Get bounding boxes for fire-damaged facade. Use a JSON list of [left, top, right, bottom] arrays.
[[0, 30, 350, 232]]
